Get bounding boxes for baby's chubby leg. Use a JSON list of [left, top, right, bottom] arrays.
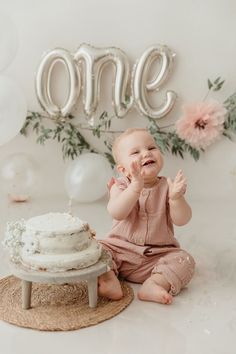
[[98, 270, 123, 300], [138, 273, 173, 305]]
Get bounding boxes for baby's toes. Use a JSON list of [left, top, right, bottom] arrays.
[[163, 292, 173, 304]]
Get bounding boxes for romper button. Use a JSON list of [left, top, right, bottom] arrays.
[[142, 190, 148, 196]]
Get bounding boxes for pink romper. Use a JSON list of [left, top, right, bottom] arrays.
[[100, 176, 195, 295]]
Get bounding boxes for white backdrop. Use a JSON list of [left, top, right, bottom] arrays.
[[1, 0, 236, 200]]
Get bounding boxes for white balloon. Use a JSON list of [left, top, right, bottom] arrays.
[[0, 153, 38, 202], [65, 153, 113, 202], [0, 76, 27, 146], [0, 14, 18, 72]]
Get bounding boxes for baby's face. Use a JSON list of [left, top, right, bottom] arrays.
[[116, 130, 163, 179]]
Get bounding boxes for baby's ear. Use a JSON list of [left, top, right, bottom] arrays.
[[116, 164, 125, 175]]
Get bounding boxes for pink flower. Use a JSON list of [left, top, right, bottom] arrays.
[[175, 100, 227, 149]]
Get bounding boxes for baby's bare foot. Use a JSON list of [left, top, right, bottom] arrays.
[[138, 278, 173, 304], [98, 270, 123, 300]]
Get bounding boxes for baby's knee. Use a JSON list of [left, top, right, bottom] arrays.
[[175, 250, 195, 287], [152, 250, 195, 295], [177, 250, 195, 272]]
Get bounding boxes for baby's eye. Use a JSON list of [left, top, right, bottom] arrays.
[[130, 151, 139, 155], [148, 146, 156, 150]]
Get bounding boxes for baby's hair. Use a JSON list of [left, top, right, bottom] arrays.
[[112, 128, 149, 163]]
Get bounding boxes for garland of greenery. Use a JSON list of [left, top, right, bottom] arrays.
[[20, 78, 236, 167]]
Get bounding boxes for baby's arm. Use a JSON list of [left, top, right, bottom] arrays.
[[107, 161, 143, 220], [167, 170, 192, 226]]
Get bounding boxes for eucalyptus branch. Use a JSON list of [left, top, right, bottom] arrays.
[[223, 92, 236, 138], [20, 76, 236, 166], [21, 112, 95, 160], [78, 125, 123, 134], [203, 77, 225, 101]]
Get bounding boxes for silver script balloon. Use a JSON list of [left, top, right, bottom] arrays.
[[35, 44, 177, 119], [74, 43, 133, 117], [35, 48, 80, 117], [132, 44, 177, 119]]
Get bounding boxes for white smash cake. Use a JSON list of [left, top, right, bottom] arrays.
[[3, 212, 102, 272]]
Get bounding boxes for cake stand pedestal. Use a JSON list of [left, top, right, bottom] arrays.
[[9, 261, 108, 309]]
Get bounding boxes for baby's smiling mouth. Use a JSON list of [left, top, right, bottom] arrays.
[[142, 159, 155, 166]]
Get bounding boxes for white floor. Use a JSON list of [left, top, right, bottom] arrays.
[[0, 195, 235, 354]]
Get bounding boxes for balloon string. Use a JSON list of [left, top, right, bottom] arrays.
[[68, 198, 73, 215]]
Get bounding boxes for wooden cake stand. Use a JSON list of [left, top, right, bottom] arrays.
[[9, 261, 108, 309]]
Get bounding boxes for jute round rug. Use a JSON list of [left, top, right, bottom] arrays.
[[0, 276, 134, 331]]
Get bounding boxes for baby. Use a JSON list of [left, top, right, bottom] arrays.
[[98, 128, 195, 304]]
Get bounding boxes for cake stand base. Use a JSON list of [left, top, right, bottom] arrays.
[[9, 261, 108, 309]]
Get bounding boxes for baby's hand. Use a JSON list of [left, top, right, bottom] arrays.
[[107, 177, 116, 191], [130, 160, 144, 193], [167, 169, 187, 201]]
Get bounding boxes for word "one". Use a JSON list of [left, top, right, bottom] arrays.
[[35, 43, 177, 119]]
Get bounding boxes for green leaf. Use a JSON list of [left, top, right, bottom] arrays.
[[214, 77, 221, 84], [104, 152, 115, 167], [208, 79, 213, 89]]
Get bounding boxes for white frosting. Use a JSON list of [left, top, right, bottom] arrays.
[[21, 239, 102, 272], [3, 212, 102, 272], [22, 230, 90, 254], [25, 212, 86, 234]]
